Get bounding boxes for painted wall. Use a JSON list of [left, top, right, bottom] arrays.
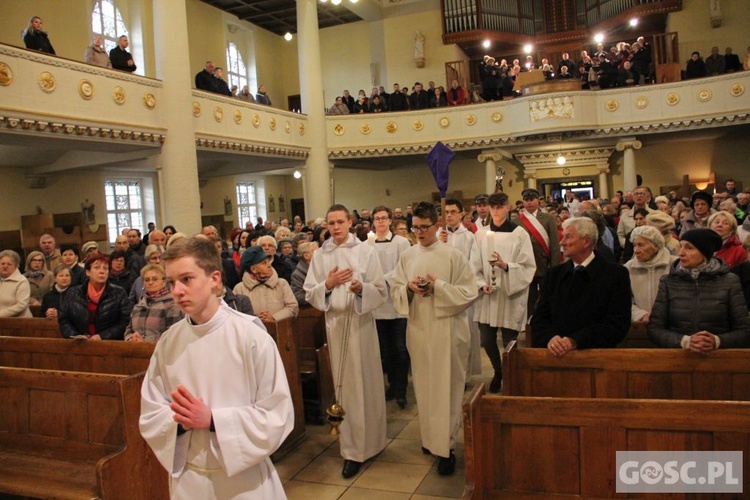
[[667, 0, 750, 65]]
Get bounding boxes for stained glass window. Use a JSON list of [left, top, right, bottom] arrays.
[[105, 180, 144, 243], [226, 43, 248, 95], [91, 0, 128, 54], [236, 182, 257, 228]]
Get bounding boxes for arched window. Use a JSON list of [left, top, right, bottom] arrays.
[[91, 0, 128, 53], [226, 43, 248, 94]]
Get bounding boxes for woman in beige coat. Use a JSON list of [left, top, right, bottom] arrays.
[[0, 250, 32, 317], [24, 251, 54, 305], [233, 246, 298, 322], [624, 226, 677, 322]]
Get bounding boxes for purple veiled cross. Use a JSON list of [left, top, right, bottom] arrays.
[[426, 141, 454, 198]]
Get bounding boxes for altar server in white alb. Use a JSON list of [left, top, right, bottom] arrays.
[[472, 192, 536, 393], [391, 201, 478, 476], [366, 205, 412, 409], [303, 204, 388, 479], [437, 198, 482, 379], [139, 238, 293, 499]]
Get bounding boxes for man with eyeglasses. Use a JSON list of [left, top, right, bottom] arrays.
[[437, 199, 482, 380], [391, 202, 477, 476], [303, 204, 388, 479], [617, 186, 656, 247], [367, 206, 411, 408]]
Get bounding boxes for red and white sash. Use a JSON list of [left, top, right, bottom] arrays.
[[519, 212, 550, 258]]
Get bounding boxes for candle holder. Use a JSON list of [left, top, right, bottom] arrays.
[[487, 261, 498, 293]]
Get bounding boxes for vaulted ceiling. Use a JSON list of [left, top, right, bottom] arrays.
[[200, 0, 363, 36]]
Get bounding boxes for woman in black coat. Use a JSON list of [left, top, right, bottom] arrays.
[[58, 253, 132, 340], [648, 229, 750, 350], [22, 16, 56, 55]]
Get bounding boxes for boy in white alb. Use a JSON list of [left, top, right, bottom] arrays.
[[139, 238, 293, 499]]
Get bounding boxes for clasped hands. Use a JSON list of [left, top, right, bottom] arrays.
[[687, 331, 716, 354], [170, 385, 212, 430], [325, 266, 362, 294], [407, 273, 436, 296], [547, 335, 577, 357]]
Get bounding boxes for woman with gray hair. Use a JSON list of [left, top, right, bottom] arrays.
[[24, 250, 54, 305], [0, 250, 32, 317], [291, 241, 318, 306], [709, 210, 747, 270], [624, 226, 677, 322]]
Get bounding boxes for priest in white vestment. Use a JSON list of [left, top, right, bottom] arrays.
[[391, 202, 478, 476], [303, 204, 388, 478], [140, 238, 293, 500], [472, 193, 536, 393], [437, 198, 482, 378]]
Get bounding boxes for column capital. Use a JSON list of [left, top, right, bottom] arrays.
[[597, 167, 611, 174], [523, 169, 537, 180], [477, 152, 501, 163], [616, 139, 642, 152]]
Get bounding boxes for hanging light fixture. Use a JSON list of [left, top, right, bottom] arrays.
[[284, 32, 293, 41], [293, 170, 302, 179]]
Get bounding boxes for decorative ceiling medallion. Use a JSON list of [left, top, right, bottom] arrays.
[[412, 120, 423, 131], [234, 110, 242, 124], [386, 121, 397, 133], [0, 62, 12, 86], [562, 167, 571, 176], [491, 111, 502, 122], [465, 114, 476, 126], [333, 123, 344, 136], [285, 120, 291, 133], [730, 83, 744, 97], [269, 118, 277, 131], [192, 102, 202, 117], [213, 106, 223, 122], [113, 86, 125, 105], [697, 89, 712, 102], [666, 93, 679, 106], [439, 117, 450, 128], [605, 99, 618, 112], [299, 123, 305, 135], [143, 93, 156, 109], [252, 114, 260, 128], [360, 123, 371, 135], [38, 71, 55, 93], [634, 96, 648, 109], [78, 79, 94, 100]]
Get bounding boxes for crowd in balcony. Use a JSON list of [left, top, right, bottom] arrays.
[[684, 45, 746, 79]]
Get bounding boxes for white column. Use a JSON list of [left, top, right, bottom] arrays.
[[616, 138, 642, 192], [152, 0, 202, 234], [598, 167, 610, 199], [297, 0, 331, 219], [525, 174, 537, 190]]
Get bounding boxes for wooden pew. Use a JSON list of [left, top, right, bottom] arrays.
[[292, 307, 335, 422], [526, 320, 657, 348], [0, 335, 153, 374], [0, 316, 61, 338], [263, 318, 307, 459], [0, 367, 169, 500], [502, 341, 750, 401], [462, 384, 750, 499]]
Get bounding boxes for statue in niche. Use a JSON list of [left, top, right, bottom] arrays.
[[278, 195, 285, 213], [224, 196, 232, 216], [268, 195, 275, 213], [494, 166, 505, 193], [81, 199, 95, 225], [414, 30, 425, 68]]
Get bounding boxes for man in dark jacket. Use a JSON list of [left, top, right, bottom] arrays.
[[213, 67, 232, 96], [388, 83, 408, 111], [532, 217, 631, 355], [109, 35, 137, 72], [408, 82, 429, 110], [195, 61, 219, 92]]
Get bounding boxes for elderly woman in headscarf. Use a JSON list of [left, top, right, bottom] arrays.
[[648, 229, 750, 351], [24, 251, 54, 305], [0, 250, 32, 317], [233, 246, 298, 323], [624, 226, 677, 323], [709, 210, 748, 270], [646, 211, 680, 256], [124, 264, 182, 342]]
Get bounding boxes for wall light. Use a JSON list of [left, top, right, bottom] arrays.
[[556, 154, 567, 166], [629, 18, 638, 27], [523, 44, 533, 54], [694, 181, 709, 190], [293, 170, 302, 179], [594, 33, 604, 44], [284, 32, 293, 41], [482, 39, 491, 49], [331, 0, 342, 5]]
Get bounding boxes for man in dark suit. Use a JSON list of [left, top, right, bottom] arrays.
[[514, 188, 560, 313], [195, 61, 219, 93], [531, 217, 631, 356], [109, 35, 137, 72]]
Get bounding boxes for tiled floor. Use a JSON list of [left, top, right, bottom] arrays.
[[274, 340, 503, 500]]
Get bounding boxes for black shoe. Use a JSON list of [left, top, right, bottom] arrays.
[[342, 459, 362, 478], [422, 446, 431, 455], [396, 396, 407, 409], [437, 451, 456, 476], [489, 370, 502, 393], [385, 387, 395, 401]]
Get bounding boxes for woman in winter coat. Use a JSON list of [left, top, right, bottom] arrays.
[[0, 250, 32, 318], [125, 264, 182, 342], [233, 246, 298, 322], [648, 229, 750, 350], [24, 251, 54, 305], [709, 211, 748, 270], [624, 226, 677, 322], [22, 16, 56, 54], [40, 264, 71, 320]]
